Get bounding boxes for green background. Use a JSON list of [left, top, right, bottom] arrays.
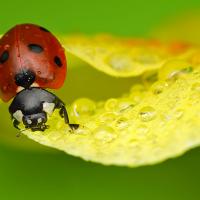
[[1, 0, 200, 199]]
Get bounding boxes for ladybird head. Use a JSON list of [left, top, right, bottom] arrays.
[[15, 69, 36, 88]]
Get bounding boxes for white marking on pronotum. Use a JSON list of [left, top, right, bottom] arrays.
[[37, 118, 42, 123], [27, 119, 32, 125], [13, 110, 23, 122], [43, 102, 55, 115], [16, 86, 24, 93], [16, 83, 39, 93]]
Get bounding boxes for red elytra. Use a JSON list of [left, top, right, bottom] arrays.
[[0, 24, 67, 102]]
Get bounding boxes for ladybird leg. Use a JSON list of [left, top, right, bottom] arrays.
[[56, 101, 79, 130], [13, 119, 20, 130]]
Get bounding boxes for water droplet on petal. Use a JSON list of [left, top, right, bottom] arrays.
[[158, 60, 192, 81], [129, 91, 144, 105], [115, 117, 129, 130], [151, 81, 169, 95], [93, 125, 117, 144], [99, 112, 117, 123], [72, 98, 96, 117], [73, 125, 91, 135], [117, 98, 134, 113], [108, 54, 132, 71], [105, 98, 118, 111], [139, 106, 156, 122], [174, 109, 184, 119]]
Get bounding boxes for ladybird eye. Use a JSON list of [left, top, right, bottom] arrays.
[[28, 44, 44, 53], [54, 56, 62, 67], [0, 50, 9, 64], [39, 26, 50, 32]]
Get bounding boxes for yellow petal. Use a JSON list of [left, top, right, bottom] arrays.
[[22, 57, 200, 166], [61, 35, 192, 77]]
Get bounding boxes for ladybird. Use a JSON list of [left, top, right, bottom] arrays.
[[0, 24, 78, 131]]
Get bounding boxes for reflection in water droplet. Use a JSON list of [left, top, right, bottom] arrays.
[[158, 60, 191, 81], [151, 81, 168, 95], [93, 125, 117, 144], [115, 117, 129, 130], [73, 125, 91, 135], [129, 91, 144, 105], [174, 109, 184, 119], [118, 98, 134, 113], [105, 98, 118, 111], [72, 98, 96, 117], [99, 112, 117, 123], [108, 54, 132, 71], [139, 106, 156, 122]]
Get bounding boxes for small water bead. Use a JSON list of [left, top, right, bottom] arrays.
[[105, 98, 118, 111], [93, 125, 117, 144], [139, 106, 156, 122], [73, 125, 91, 135], [174, 109, 184, 119], [98, 112, 117, 123], [129, 91, 144, 105], [117, 98, 134, 113], [72, 98, 96, 117], [108, 54, 133, 71], [114, 117, 129, 130], [158, 60, 192, 81], [151, 81, 169, 95]]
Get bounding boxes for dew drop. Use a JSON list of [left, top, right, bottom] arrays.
[[174, 109, 184, 119], [108, 54, 132, 71], [129, 91, 144, 105], [99, 112, 117, 123], [139, 106, 156, 122], [73, 125, 91, 135], [151, 81, 168, 95], [158, 60, 192, 81], [93, 125, 117, 144], [72, 98, 96, 117], [105, 98, 118, 111], [117, 98, 134, 113], [115, 117, 129, 130]]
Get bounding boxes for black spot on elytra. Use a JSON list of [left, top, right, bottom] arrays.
[[0, 50, 9, 64], [39, 26, 50, 32], [28, 44, 44, 53], [54, 56, 62, 67]]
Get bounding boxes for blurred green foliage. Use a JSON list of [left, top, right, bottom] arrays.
[[1, 0, 200, 199]]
